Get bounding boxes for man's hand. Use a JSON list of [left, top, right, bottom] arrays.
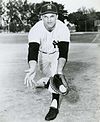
[[50, 74, 69, 95], [24, 68, 37, 88]]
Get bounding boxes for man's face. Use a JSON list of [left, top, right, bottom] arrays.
[[41, 13, 58, 31]]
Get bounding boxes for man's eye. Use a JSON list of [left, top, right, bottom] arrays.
[[43, 16, 47, 18]]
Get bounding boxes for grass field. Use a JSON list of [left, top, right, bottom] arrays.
[[0, 32, 100, 122]]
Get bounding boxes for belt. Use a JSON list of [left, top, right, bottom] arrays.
[[39, 50, 56, 55]]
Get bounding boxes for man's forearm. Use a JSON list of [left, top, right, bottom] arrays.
[[28, 42, 40, 62], [57, 41, 69, 74], [57, 58, 66, 74]]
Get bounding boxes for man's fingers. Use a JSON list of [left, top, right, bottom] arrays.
[[31, 79, 37, 86], [29, 79, 33, 87], [24, 70, 36, 88], [24, 77, 29, 87], [24, 75, 30, 87], [24, 75, 36, 88], [24, 74, 29, 85], [24, 76, 27, 85]]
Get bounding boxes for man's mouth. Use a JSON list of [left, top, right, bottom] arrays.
[[48, 22, 52, 24]]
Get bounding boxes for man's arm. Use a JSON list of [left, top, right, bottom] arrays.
[[27, 60, 37, 76], [57, 41, 69, 74], [27, 42, 40, 75], [28, 42, 40, 63], [24, 42, 40, 87], [57, 58, 66, 74], [28, 42, 40, 73]]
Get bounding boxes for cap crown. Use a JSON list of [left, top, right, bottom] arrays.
[[40, 3, 58, 15]]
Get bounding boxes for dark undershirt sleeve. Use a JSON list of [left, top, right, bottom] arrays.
[[28, 42, 40, 62], [58, 41, 69, 61]]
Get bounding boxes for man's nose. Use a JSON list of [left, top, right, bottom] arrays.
[[47, 17, 51, 22]]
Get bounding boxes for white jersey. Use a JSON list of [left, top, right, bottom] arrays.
[[28, 19, 70, 53]]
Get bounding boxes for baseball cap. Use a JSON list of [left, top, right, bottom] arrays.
[[40, 3, 58, 15]]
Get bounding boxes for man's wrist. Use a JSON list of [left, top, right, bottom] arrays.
[[29, 60, 37, 68], [57, 70, 63, 74]]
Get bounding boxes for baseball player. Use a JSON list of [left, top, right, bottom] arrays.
[[24, 3, 70, 121]]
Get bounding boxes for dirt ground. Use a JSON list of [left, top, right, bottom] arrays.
[[0, 33, 100, 122]]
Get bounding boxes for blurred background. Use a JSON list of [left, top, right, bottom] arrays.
[[0, 0, 100, 33]]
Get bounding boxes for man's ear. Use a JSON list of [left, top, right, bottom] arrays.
[[56, 15, 58, 19], [41, 15, 43, 20]]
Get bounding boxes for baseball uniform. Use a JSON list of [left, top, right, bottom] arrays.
[[28, 19, 70, 78]]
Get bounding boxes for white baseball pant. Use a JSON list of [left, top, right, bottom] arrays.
[[37, 51, 59, 93]]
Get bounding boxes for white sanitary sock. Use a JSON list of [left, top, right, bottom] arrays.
[[50, 99, 57, 109]]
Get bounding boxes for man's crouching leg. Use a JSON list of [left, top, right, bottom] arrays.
[[45, 80, 60, 121]]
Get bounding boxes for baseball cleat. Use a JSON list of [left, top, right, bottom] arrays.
[[45, 107, 59, 121]]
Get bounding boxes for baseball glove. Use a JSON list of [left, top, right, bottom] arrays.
[[50, 74, 69, 95]]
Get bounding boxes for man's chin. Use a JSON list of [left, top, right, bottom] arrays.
[[47, 25, 55, 30], [48, 25, 54, 28], [45, 24, 56, 31]]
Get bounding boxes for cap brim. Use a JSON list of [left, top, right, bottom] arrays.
[[40, 11, 58, 15]]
